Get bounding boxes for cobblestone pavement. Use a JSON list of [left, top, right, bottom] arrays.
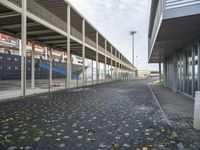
[[167, 113, 200, 150], [0, 79, 198, 150], [150, 84, 200, 150]]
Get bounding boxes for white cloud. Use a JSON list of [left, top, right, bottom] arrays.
[[68, 0, 158, 71]]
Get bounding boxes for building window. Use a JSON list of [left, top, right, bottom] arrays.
[[185, 50, 192, 95], [194, 45, 198, 93]]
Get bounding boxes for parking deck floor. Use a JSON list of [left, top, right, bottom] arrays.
[[0, 79, 200, 150]]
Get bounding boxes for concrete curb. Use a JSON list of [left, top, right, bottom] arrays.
[[148, 83, 172, 127]]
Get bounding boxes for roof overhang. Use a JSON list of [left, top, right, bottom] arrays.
[[149, 14, 200, 63]]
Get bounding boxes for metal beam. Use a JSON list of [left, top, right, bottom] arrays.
[[26, 29, 55, 35], [44, 40, 67, 44], [0, 22, 39, 29], [53, 43, 81, 47], [37, 35, 65, 40], [54, 44, 67, 47], [0, 11, 20, 19]]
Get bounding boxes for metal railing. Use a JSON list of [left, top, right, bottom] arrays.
[[148, 0, 164, 57], [70, 27, 82, 41], [85, 37, 96, 48]]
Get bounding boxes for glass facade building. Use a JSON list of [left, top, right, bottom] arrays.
[[149, 0, 200, 98], [164, 41, 200, 97]]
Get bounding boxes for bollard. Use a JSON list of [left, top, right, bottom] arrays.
[[194, 91, 200, 130]]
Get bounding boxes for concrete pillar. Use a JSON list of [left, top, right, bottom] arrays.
[[173, 53, 178, 92], [126, 71, 128, 81], [21, 0, 27, 97], [49, 48, 53, 88], [194, 91, 200, 130], [198, 42, 200, 91], [111, 46, 113, 81], [111, 61, 113, 81], [96, 53, 99, 84], [192, 48, 195, 97], [159, 62, 161, 85], [45, 47, 48, 60], [92, 60, 94, 84], [104, 40, 107, 83], [85, 66, 87, 85], [67, 5, 71, 88], [82, 19, 86, 86], [19, 40, 22, 56], [31, 42, 35, 89], [163, 60, 167, 87], [65, 52, 67, 89], [96, 32, 99, 84], [183, 54, 186, 92], [115, 62, 117, 80], [104, 58, 106, 83]]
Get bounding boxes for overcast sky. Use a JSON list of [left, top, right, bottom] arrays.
[[68, 0, 158, 71]]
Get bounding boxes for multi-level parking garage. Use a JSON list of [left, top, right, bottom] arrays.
[[0, 0, 134, 100]]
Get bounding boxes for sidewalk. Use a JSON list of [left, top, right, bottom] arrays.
[[149, 84, 194, 117], [149, 84, 200, 149]]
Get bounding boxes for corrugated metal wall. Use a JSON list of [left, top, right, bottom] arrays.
[[165, 0, 200, 10]]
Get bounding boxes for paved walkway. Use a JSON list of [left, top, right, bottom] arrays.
[[0, 80, 199, 150], [149, 84, 194, 117], [150, 84, 200, 150]]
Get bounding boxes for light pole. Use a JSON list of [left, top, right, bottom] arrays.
[[130, 31, 137, 66], [130, 30, 137, 77], [136, 56, 138, 68]]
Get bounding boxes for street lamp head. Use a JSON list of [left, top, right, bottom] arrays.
[[130, 30, 137, 35]]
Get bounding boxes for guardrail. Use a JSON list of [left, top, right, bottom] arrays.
[[111, 54, 116, 59], [106, 51, 111, 57], [85, 37, 96, 48], [70, 27, 82, 41], [99, 46, 105, 53]]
